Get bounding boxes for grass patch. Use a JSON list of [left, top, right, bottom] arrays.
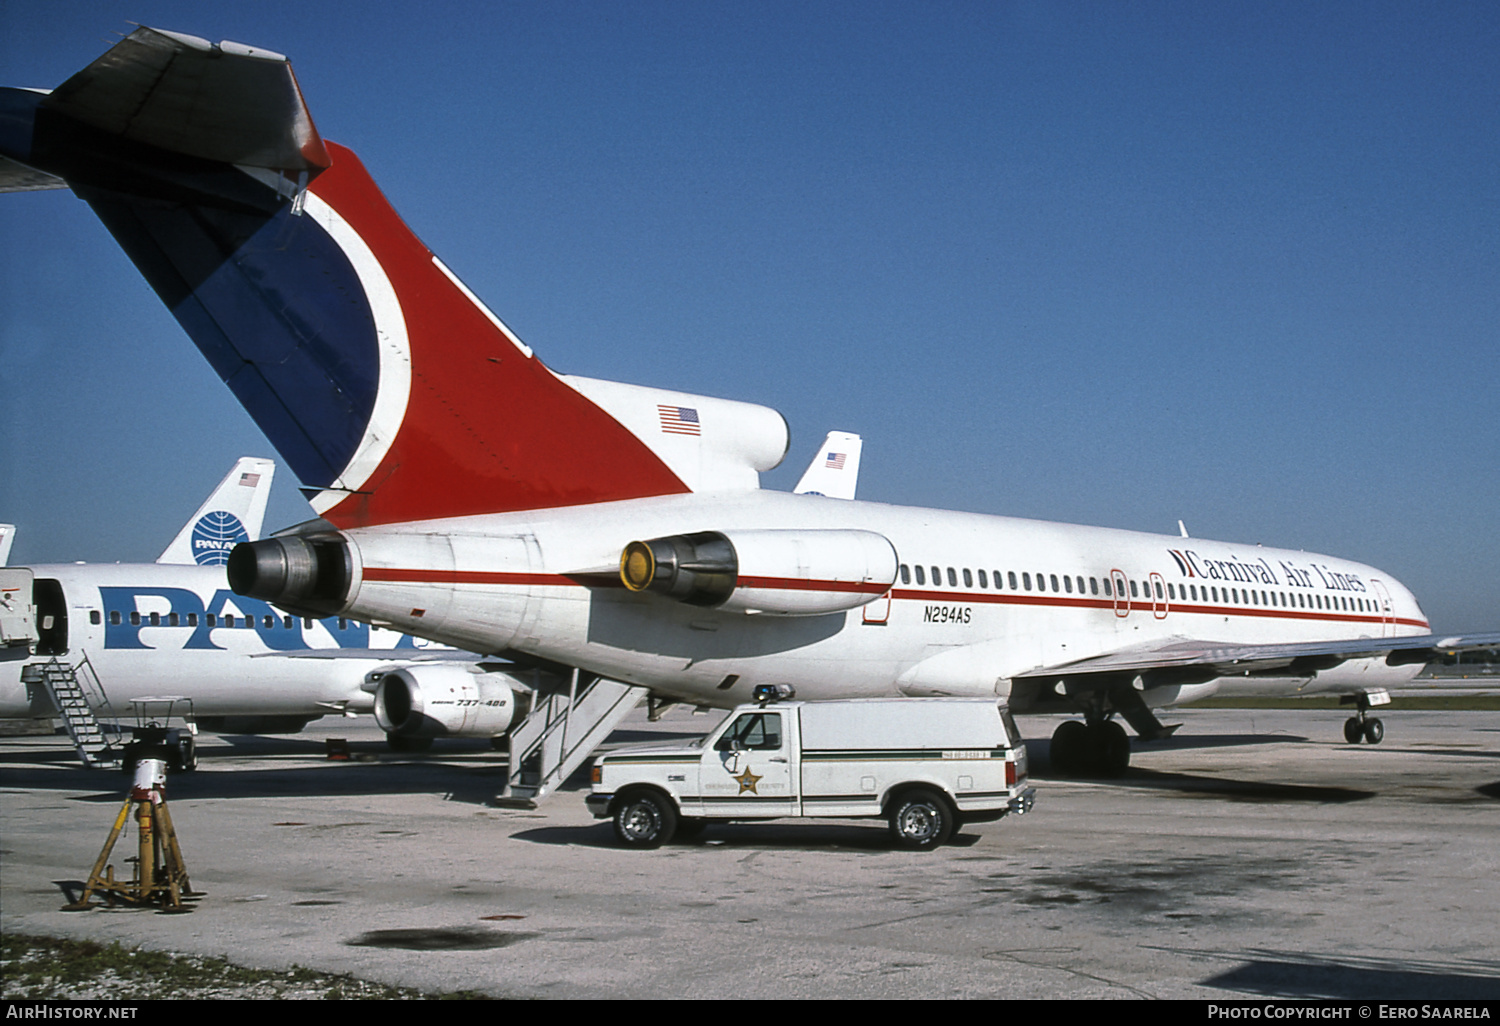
[[0, 932, 488, 1000]]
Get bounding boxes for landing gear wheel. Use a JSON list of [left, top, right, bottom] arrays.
[[1362, 717, 1384, 745], [1095, 721, 1130, 778], [1051, 720, 1088, 777], [887, 788, 955, 851], [612, 790, 678, 848], [1344, 717, 1364, 745]]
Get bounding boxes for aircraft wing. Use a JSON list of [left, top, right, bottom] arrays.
[[252, 648, 493, 662], [1017, 631, 1500, 686]]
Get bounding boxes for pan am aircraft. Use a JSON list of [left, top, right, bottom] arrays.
[[3, 27, 1494, 777], [0, 457, 523, 749]]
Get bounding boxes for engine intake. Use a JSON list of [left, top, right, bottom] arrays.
[[373, 665, 527, 739], [621, 529, 897, 616], [227, 534, 352, 617]]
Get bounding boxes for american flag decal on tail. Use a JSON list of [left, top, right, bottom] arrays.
[[658, 405, 701, 436], [824, 452, 847, 470]]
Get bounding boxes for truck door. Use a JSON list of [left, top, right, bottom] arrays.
[[699, 710, 796, 818]]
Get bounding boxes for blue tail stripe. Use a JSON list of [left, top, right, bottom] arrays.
[[83, 185, 381, 489]]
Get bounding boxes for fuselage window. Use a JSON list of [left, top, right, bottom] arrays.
[[168, 612, 179, 626], [224, 614, 235, 627], [339, 618, 349, 630], [931, 566, 941, 586], [1050, 574, 1060, 592], [978, 569, 988, 588], [1063, 576, 1073, 593], [206, 613, 217, 627], [915, 565, 926, 585], [1129, 580, 1138, 598], [900, 564, 910, 585], [129, 612, 141, 626], [90, 610, 101, 625], [1167, 583, 1175, 600], [1102, 578, 1111, 597], [1022, 572, 1032, 591], [187, 613, 198, 626], [963, 568, 973, 588], [1008, 571, 1018, 590], [947, 567, 957, 587], [1090, 577, 1099, 595], [109, 610, 120, 626]]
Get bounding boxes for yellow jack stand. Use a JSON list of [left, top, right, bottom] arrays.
[[63, 757, 199, 913]]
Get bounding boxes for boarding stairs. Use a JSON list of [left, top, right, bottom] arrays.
[[21, 655, 123, 769], [501, 671, 646, 806]]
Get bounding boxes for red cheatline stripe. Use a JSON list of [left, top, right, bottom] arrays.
[[737, 576, 890, 594], [363, 567, 889, 594], [358, 569, 1426, 629]]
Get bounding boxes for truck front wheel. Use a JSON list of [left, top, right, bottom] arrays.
[[888, 788, 955, 850], [612, 790, 678, 848]]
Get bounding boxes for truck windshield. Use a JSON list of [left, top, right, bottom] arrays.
[[715, 712, 782, 751]]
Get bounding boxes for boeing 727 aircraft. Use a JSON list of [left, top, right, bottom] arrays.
[[2, 28, 1494, 778]]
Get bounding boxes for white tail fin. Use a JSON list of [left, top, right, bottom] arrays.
[[157, 458, 276, 565], [0, 525, 14, 566], [794, 432, 863, 500]]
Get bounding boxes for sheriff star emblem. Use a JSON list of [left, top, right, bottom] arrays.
[[733, 766, 763, 795]]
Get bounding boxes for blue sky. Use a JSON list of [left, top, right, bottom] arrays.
[[2, 1, 1496, 631]]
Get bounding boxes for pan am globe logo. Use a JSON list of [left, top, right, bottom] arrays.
[[191, 511, 249, 566]]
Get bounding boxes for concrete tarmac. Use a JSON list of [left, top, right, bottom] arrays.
[[2, 706, 1498, 999]]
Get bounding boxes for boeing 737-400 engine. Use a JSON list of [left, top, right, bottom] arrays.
[[371, 664, 530, 750]]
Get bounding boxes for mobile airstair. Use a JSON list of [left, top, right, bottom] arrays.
[[501, 671, 646, 805], [21, 655, 124, 769]]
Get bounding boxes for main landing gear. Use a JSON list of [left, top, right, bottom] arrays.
[[1341, 690, 1388, 745], [1050, 718, 1131, 778]]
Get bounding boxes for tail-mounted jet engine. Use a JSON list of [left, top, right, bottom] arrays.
[[228, 533, 353, 618], [372, 664, 529, 740], [620, 529, 898, 615]]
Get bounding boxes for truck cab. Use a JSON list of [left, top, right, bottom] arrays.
[[588, 696, 1035, 850]]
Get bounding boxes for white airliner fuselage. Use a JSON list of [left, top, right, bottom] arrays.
[[332, 490, 1428, 710], [0, 560, 433, 725]]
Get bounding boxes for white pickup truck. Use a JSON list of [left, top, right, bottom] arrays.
[[587, 696, 1035, 850]]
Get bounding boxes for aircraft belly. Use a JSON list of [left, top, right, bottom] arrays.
[[85, 650, 372, 717]]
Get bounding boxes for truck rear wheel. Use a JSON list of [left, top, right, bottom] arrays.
[[612, 789, 678, 848], [888, 788, 954, 850]]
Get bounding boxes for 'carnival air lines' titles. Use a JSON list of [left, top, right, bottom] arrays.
[[1167, 551, 1367, 593]]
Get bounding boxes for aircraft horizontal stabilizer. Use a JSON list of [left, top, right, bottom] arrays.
[[0, 154, 65, 193], [44, 26, 328, 174]]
